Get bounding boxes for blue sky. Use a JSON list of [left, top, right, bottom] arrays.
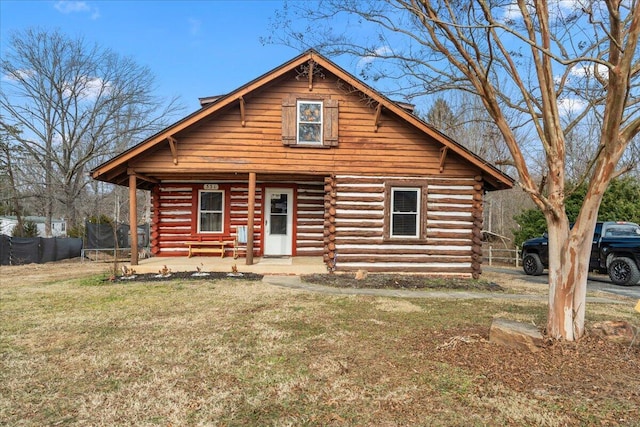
[[0, 0, 312, 111]]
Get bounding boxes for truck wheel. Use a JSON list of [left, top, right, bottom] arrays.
[[608, 257, 640, 286], [523, 253, 544, 276]]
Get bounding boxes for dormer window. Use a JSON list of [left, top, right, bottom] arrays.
[[297, 101, 323, 144], [282, 95, 338, 147]]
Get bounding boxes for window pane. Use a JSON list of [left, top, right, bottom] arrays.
[[392, 214, 417, 236], [298, 123, 321, 143], [297, 101, 323, 144], [270, 215, 287, 235], [393, 190, 418, 212], [270, 194, 288, 214], [390, 188, 419, 238], [201, 192, 222, 211], [200, 212, 222, 232], [299, 103, 321, 122]]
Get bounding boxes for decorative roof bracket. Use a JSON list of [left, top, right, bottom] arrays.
[[239, 96, 246, 127], [167, 136, 178, 165], [373, 103, 382, 132], [439, 146, 449, 173], [126, 168, 159, 183], [295, 59, 325, 91]]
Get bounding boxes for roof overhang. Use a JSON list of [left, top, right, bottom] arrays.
[[91, 50, 515, 192]]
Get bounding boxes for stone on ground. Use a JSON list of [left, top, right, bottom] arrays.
[[591, 320, 637, 344], [489, 318, 544, 352]]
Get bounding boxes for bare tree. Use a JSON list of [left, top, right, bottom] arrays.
[[0, 122, 24, 220], [425, 95, 527, 242], [269, 0, 640, 340], [0, 28, 181, 234]]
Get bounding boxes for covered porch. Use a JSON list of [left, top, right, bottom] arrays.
[[121, 171, 329, 269]]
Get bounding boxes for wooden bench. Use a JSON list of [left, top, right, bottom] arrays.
[[185, 241, 234, 258]]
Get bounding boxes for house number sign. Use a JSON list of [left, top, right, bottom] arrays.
[[203, 184, 219, 190]]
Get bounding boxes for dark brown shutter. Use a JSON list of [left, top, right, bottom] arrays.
[[324, 98, 339, 146], [282, 97, 296, 146]]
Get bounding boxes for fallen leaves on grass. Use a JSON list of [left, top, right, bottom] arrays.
[[302, 273, 505, 291]]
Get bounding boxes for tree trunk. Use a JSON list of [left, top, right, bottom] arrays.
[[65, 192, 78, 232], [545, 183, 604, 340], [44, 164, 53, 237], [546, 221, 593, 340]]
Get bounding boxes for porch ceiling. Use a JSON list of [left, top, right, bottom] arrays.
[[109, 171, 332, 190]]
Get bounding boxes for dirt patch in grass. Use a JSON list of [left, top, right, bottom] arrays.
[[302, 273, 505, 291]]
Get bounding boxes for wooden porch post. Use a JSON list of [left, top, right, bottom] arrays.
[[246, 172, 256, 265], [129, 172, 138, 265]]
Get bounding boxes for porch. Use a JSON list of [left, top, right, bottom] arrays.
[[121, 256, 327, 276]]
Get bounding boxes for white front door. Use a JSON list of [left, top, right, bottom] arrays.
[[264, 188, 293, 256]]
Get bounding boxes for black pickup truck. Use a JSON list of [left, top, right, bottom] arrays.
[[521, 221, 640, 286]]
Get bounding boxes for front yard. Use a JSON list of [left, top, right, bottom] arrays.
[[1, 261, 638, 426]]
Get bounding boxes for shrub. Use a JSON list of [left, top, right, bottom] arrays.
[[12, 220, 39, 237]]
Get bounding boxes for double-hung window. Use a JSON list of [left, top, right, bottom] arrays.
[[297, 100, 323, 144], [282, 96, 338, 146], [198, 190, 224, 233], [390, 187, 420, 238]]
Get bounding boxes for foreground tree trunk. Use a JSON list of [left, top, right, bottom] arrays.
[[546, 220, 592, 340]]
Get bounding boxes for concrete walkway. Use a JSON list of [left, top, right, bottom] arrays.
[[262, 275, 625, 304]]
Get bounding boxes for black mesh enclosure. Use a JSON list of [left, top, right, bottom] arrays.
[[0, 236, 82, 265], [116, 224, 129, 248], [56, 237, 82, 260], [0, 235, 10, 265], [85, 222, 130, 249], [137, 223, 150, 248], [40, 237, 57, 263], [10, 237, 40, 265], [85, 222, 115, 249]]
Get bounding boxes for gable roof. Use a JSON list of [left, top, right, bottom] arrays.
[[91, 49, 514, 191]]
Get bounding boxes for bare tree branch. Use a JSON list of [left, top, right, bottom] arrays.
[[0, 28, 183, 231]]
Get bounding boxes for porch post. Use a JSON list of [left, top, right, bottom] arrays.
[[246, 172, 256, 265], [128, 172, 138, 265]]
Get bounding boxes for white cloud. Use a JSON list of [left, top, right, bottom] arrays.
[[63, 76, 111, 101], [558, 97, 587, 115], [570, 63, 608, 79], [2, 69, 36, 82], [54, 1, 90, 13], [502, 3, 523, 21], [501, 0, 582, 21], [357, 46, 394, 69], [54, 1, 100, 20]]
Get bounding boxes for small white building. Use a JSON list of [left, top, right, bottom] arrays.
[[0, 216, 67, 237]]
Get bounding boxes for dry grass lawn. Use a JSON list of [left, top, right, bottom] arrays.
[[1, 261, 639, 426]]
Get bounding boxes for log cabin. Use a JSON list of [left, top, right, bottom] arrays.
[[91, 50, 514, 278]]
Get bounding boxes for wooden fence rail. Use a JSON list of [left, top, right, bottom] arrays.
[[482, 246, 520, 267]]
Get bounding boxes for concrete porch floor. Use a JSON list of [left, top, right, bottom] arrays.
[[122, 256, 327, 276]]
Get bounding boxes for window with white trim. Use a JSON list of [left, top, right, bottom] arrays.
[[198, 190, 224, 233], [297, 100, 323, 144], [282, 96, 338, 147], [390, 187, 420, 238]]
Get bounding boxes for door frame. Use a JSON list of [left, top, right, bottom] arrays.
[[261, 185, 297, 256]]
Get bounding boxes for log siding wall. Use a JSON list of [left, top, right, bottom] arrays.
[[333, 175, 483, 276], [295, 181, 325, 256], [150, 180, 326, 257], [129, 74, 484, 181], [151, 183, 263, 257]]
